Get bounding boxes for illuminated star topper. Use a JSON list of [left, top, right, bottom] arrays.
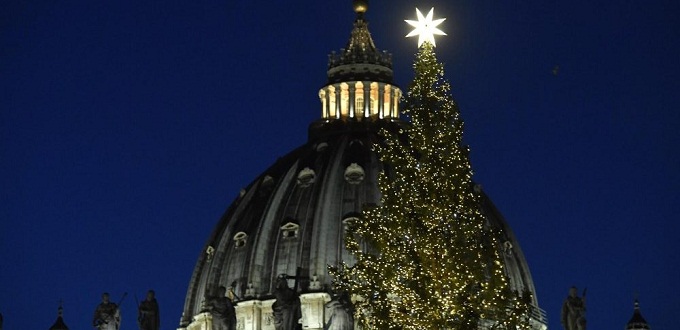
[[405, 7, 446, 47]]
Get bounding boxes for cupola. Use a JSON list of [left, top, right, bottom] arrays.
[[318, 0, 402, 122]]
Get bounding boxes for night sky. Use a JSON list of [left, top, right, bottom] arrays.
[[2, 1, 679, 329]]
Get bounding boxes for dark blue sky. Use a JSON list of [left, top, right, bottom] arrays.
[[2, 1, 678, 329]]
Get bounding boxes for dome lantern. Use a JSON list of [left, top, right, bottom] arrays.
[[318, 1, 402, 123]]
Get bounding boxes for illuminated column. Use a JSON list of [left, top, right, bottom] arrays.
[[260, 299, 276, 330], [300, 292, 331, 330], [392, 88, 401, 117], [328, 85, 337, 119], [334, 84, 341, 119], [383, 84, 391, 118], [319, 89, 327, 119], [363, 81, 370, 119], [235, 300, 263, 330], [354, 81, 365, 120], [370, 82, 379, 118], [186, 312, 212, 330], [378, 83, 384, 119], [349, 82, 355, 118], [340, 83, 349, 118]]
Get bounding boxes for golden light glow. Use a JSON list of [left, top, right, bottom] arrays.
[[340, 83, 350, 117], [405, 7, 446, 47], [355, 81, 365, 118], [329, 37, 532, 330]]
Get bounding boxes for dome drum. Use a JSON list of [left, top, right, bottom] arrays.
[[327, 58, 393, 84], [318, 81, 401, 121]]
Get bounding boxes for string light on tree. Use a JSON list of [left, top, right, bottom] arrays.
[[405, 7, 446, 47], [330, 7, 533, 329]]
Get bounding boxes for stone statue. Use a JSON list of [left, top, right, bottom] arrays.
[[207, 286, 236, 330], [324, 292, 353, 330], [561, 287, 586, 330], [272, 276, 302, 330], [93, 293, 121, 330], [138, 290, 160, 330]]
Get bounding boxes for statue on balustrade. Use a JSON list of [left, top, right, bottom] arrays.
[[561, 286, 586, 330], [93, 293, 121, 330], [137, 290, 160, 330], [207, 286, 236, 330], [324, 291, 353, 330], [272, 275, 302, 330]]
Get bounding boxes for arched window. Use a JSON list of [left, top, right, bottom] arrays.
[[261, 175, 274, 187], [280, 222, 300, 239], [370, 82, 379, 117], [355, 82, 365, 119], [315, 142, 328, 152], [342, 214, 361, 233], [233, 232, 248, 248], [344, 163, 365, 185], [340, 83, 349, 118], [297, 167, 316, 187]]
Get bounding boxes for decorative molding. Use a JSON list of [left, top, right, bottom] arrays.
[[234, 232, 248, 248], [281, 222, 300, 239], [297, 167, 316, 187], [344, 163, 365, 184]]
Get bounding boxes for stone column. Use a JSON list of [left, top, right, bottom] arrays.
[[334, 84, 341, 119], [235, 300, 262, 330], [299, 292, 331, 330], [364, 82, 370, 119], [349, 83, 355, 118], [377, 83, 384, 119], [186, 312, 212, 330], [260, 299, 276, 330]]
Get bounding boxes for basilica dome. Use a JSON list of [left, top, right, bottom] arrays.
[[179, 3, 546, 330]]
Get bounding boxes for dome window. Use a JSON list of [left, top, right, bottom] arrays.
[[205, 245, 215, 261], [355, 81, 365, 118], [342, 216, 360, 233], [259, 175, 276, 196], [503, 241, 513, 255], [473, 184, 483, 193], [344, 163, 365, 184], [315, 142, 328, 152], [369, 82, 379, 117], [340, 83, 350, 117], [280, 222, 300, 239], [233, 232, 248, 248], [297, 167, 316, 187], [262, 175, 274, 186]]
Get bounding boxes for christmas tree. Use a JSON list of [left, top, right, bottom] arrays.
[[331, 9, 532, 330]]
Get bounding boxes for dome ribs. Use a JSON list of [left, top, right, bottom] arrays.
[[181, 126, 545, 329]]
